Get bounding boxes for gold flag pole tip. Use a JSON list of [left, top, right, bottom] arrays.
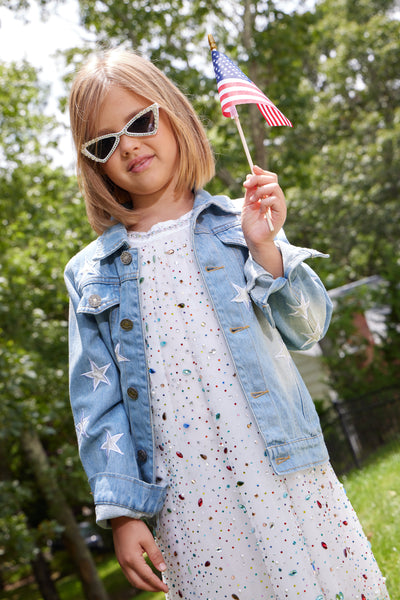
[[208, 34, 217, 51]]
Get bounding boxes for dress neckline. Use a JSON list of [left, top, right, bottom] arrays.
[[127, 210, 193, 239]]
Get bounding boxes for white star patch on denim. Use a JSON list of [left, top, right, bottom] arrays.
[[301, 322, 324, 347], [76, 412, 90, 445], [231, 283, 251, 309], [100, 431, 124, 457], [82, 359, 111, 391], [288, 292, 310, 320], [115, 343, 130, 363]]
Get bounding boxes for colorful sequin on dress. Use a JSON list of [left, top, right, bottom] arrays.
[[128, 212, 390, 600]]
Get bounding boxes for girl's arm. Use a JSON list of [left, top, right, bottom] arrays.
[[111, 517, 168, 593], [65, 258, 169, 593], [64, 260, 167, 526], [241, 166, 332, 351]]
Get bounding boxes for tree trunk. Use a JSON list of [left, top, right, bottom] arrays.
[[20, 429, 110, 600], [31, 551, 61, 600]]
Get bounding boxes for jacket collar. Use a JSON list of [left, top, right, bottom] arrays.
[[192, 189, 242, 217], [92, 222, 129, 260], [92, 189, 242, 260]]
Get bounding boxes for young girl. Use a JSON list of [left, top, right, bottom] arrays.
[[65, 48, 390, 600]]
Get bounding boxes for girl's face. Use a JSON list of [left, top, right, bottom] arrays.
[[95, 86, 180, 207]]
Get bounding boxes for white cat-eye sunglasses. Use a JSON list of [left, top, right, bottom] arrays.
[[81, 103, 160, 163]]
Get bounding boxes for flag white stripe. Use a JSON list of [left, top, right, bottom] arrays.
[[219, 92, 272, 110], [259, 104, 283, 126], [259, 103, 291, 126], [217, 77, 253, 87], [218, 82, 271, 104], [219, 86, 271, 102]]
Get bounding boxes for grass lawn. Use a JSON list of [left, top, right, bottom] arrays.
[[340, 439, 400, 599], [4, 440, 399, 600]]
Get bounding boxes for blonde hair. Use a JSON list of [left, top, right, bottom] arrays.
[[69, 48, 215, 234]]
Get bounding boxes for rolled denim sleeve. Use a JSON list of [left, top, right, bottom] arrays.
[[244, 231, 333, 351]]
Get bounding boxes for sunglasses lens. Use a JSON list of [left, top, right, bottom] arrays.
[[127, 110, 156, 135], [86, 136, 116, 161]]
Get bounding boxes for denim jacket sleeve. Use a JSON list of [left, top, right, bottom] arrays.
[[244, 230, 333, 351], [65, 259, 167, 528]]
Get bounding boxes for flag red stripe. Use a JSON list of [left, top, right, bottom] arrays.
[[259, 104, 292, 127], [219, 92, 271, 110], [219, 86, 271, 103], [259, 104, 285, 126], [218, 81, 271, 104], [217, 77, 292, 126]]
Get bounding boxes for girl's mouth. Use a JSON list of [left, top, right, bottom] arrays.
[[128, 155, 154, 173]]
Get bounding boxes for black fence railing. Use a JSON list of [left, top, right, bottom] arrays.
[[318, 386, 400, 474]]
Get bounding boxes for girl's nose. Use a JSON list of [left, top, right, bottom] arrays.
[[119, 134, 141, 155]]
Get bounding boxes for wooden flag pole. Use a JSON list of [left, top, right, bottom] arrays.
[[229, 107, 274, 232], [229, 106, 254, 170], [208, 34, 274, 232]]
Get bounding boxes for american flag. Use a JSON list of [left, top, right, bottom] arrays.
[[211, 49, 292, 127]]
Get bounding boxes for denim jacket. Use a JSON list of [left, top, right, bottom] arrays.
[[65, 189, 332, 527]]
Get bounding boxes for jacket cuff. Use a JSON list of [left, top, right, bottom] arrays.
[[96, 505, 149, 529], [245, 240, 328, 288], [244, 241, 328, 325], [89, 472, 168, 528]]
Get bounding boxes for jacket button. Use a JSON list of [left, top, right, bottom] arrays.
[[137, 449, 147, 463], [127, 387, 138, 400], [120, 318, 133, 330], [88, 294, 101, 308], [120, 251, 132, 265]]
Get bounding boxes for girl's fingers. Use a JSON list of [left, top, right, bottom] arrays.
[[145, 541, 168, 576], [243, 176, 277, 191], [243, 167, 278, 189], [245, 183, 282, 204], [253, 164, 276, 177], [122, 556, 168, 592]]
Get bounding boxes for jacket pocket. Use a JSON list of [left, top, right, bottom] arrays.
[[77, 282, 120, 315]]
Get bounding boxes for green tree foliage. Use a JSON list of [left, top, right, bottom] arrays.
[[279, 0, 399, 469], [284, 0, 400, 285], [0, 60, 88, 447], [296, 0, 399, 446], [0, 61, 109, 599]]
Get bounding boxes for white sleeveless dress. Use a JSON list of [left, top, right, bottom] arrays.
[[128, 212, 389, 600]]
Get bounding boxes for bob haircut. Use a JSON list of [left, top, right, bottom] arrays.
[[69, 48, 215, 234]]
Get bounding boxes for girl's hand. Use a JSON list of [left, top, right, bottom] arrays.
[[242, 165, 287, 244], [242, 166, 287, 278], [111, 517, 169, 593]]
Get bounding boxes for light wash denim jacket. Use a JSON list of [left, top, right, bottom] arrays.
[[65, 189, 333, 527]]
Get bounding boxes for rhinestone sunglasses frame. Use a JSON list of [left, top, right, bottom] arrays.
[[81, 103, 160, 163]]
